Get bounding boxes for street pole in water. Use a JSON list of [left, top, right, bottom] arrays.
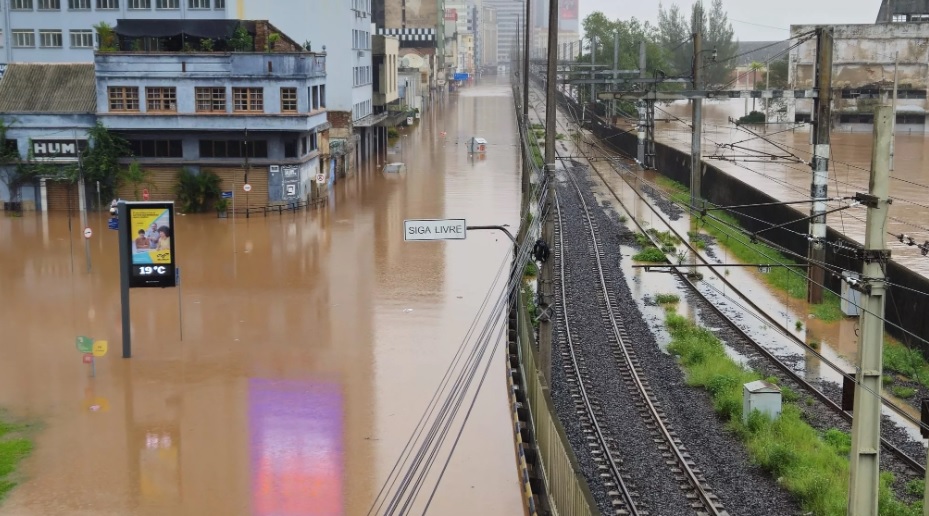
[[117, 201, 132, 358], [847, 104, 891, 516], [539, 0, 559, 386]]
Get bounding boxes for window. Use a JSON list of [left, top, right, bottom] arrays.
[[70, 30, 94, 48], [189, 0, 208, 8], [309, 132, 318, 151], [319, 85, 326, 108], [156, 0, 178, 7], [12, 30, 36, 48], [11, 0, 33, 9], [128, 140, 183, 158], [199, 139, 268, 158], [68, 0, 90, 8], [2, 139, 19, 159], [38, 0, 60, 9], [281, 87, 298, 112], [97, 0, 118, 8], [39, 30, 63, 48], [0, 31, 3, 48], [108, 86, 140, 112], [309, 86, 319, 110], [301, 137, 307, 155], [839, 114, 874, 124], [214, 0, 224, 7], [233, 87, 263, 112], [146, 87, 177, 112], [897, 114, 926, 124], [284, 139, 298, 158], [195, 87, 226, 112], [893, 14, 907, 22], [129, 0, 150, 7]]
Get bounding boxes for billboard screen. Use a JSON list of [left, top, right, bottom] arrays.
[[560, 0, 578, 20], [249, 379, 343, 516], [126, 202, 176, 288]]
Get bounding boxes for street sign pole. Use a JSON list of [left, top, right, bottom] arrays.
[[117, 201, 132, 358], [176, 267, 183, 341]]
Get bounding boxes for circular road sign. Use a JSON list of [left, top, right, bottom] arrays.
[[83, 227, 93, 239], [243, 183, 252, 192], [316, 174, 326, 184], [142, 188, 150, 201]]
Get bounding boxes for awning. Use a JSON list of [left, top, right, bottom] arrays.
[[353, 112, 389, 128], [114, 19, 240, 39]]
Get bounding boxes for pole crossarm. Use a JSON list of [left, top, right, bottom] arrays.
[[751, 204, 854, 240], [597, 89, 819, 101]]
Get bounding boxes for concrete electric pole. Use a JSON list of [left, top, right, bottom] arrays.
[[690, 5, 704, 278], [808, 26, 834, 304], [847, 104, 891, 516], [538, 0, 559, 385]]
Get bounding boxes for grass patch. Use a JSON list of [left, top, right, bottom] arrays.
[[522, 283, 539, 330], [655, 293, 680, 305], [0, 417, 33, 502], [633, 247, 667, 263], [811, 291, 844, 322], [556, 133, 566, 140], [530, 123, 543, 130], [906, 479, 925, 498], [884, 339, 929, 388], [890, 385, 917, 399], [664, 310, 920, 515], [524, 261, 538, 278]]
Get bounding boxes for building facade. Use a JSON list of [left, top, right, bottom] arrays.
[[0, 0, 231, 67], [788, 22, 929, 132], [480, 5, 498, 66], [483, 0, 523, 66], [241, 0, 382, 173], [375, 0, 447, 92]]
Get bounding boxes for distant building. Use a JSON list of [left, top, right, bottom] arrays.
[[876, 0, 929, 22], [788, 22, 929, 132], [480, 6, 498, 67], [0, 0, 231, 67], [483, 0, 524, 66], [375, 0, 448, 91]]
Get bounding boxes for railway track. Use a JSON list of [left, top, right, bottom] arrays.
[[533, 85, 927, 476], [555, 166, 728, 516]]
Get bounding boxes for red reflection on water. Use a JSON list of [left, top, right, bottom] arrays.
[[249, 379, 343, 516]]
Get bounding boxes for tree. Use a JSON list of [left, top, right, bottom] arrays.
[[580, 12, 670, 96], [657, 3, 691, 76], [657, 0, 736, 85], [82, 122, 130, 203], [704, 0, 738, 86], [767, 57, 789, 89], [119, 161, 153, 201], [94, 22, 118, 52], [230, 24, 254, 52]]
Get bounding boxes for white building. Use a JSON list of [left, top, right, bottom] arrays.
[[241, 0, 385, 172]]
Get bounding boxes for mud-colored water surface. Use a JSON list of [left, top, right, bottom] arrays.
[[0, 79, 524, 515]]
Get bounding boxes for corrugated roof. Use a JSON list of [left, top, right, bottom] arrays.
[[0, 63, 96, 114]]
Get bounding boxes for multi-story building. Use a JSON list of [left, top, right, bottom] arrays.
[[0, 19, 332, 211], [244, 0, 383, 174], [788, 21, 929, 133], [0, 0, 231, 68], [373, 34, 405, 151], [375, 0, 447, 93], [480, 5, 498, 67], [876, 0, 929, 22], [482, 0, 523, 66]]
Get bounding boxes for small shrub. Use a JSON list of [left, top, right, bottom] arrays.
[[808, 340, 820, 350], [655, 293, 680, 305], [524, 261, 538, 277], [618, 214, 628, 223], [634, 233, 651, 247], [882, 374, 894, 385], [782, 386, 799, 403], [890, 385, 917, 399], [633, 247, 667, 263], [174, 168, 222, 213], [795, 320, 803, 332], [737, 110, 766, 125], [822, 428, 851, 456], [906, 479, 925, 498], [200, 38, 214, 51], [388, 127, 400, 138]]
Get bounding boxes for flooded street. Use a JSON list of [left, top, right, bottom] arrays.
[[660, 100, 929, 278], [0, 79, 524, 515]]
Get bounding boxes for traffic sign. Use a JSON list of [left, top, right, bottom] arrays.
[[316, 174, 326, 184], [404, 219, 467, 241], [142, 188, 150, 201], [108, 217, 119, 230], [83, 227, 93, 239], [82, 353, 94, 364], [93, 340, 108, 357], [221, 191, 233, 199], [243, 183, 252, 192], [76, 336, 93, 353]]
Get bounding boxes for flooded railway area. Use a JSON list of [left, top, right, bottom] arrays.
[[0, 79, 524, 515], [659, 100, 929, 279]]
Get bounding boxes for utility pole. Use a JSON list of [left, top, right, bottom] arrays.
[[523, 0, 529, 124], [847, 104, 891, 516], [590, 35, 597, 111], [518, 1, 531, 249], [539, 0, 559, 385], [638, 41, 647, 166], [808, 26, 834, 304], [612, 32, 619, 124], [690, 4, 704, 278], [890, 51, 898, 171]]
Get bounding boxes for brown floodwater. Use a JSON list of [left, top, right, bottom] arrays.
[[660, 100, 929, 279], [0, 79, 524, 515]]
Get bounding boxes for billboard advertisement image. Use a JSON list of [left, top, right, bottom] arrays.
[[126, 202, 176, 288], [560, 0, 578, 20]]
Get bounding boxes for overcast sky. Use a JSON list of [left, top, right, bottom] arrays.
[[579, 0, 882, 41]]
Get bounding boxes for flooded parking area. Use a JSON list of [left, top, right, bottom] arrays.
[[0, 79, 524, 515]]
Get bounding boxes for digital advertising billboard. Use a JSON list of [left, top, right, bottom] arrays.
[[126, 202, 176, 288]]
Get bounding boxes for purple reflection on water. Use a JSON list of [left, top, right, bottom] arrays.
[[249, 379, 343, 516]]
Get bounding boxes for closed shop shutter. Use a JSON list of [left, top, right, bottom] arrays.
[[45, 181, 80, 212], [207, 167, 270, 210], [115, 167, 177, 202]]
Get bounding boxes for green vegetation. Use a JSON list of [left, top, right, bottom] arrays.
[[93, 22, 117, 52], [229, 24, 254, 52], [664, 309, 921, 515], [618, 214, 628, 224], [556, 133, 566, 140], [266, 32, 281, 52], [199, 38, 214, 51], [0, 417, 33, 502], [884, 340, 929, 387], [890, 385, 917, 399], [119, 161, 154, 201], [633, 247, 667, 263], [811, 291, 844, 322], [655, 293, 680, 305], [387, 127, 400, 138], [737, 110, 766, 125], [906, 479, 925, 498], [530, 123, 544, 130], [522, 284, 539, 329], [524, 261, 538, 278], [795, 321, 803, 332], [174, 168, 222, 213]]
